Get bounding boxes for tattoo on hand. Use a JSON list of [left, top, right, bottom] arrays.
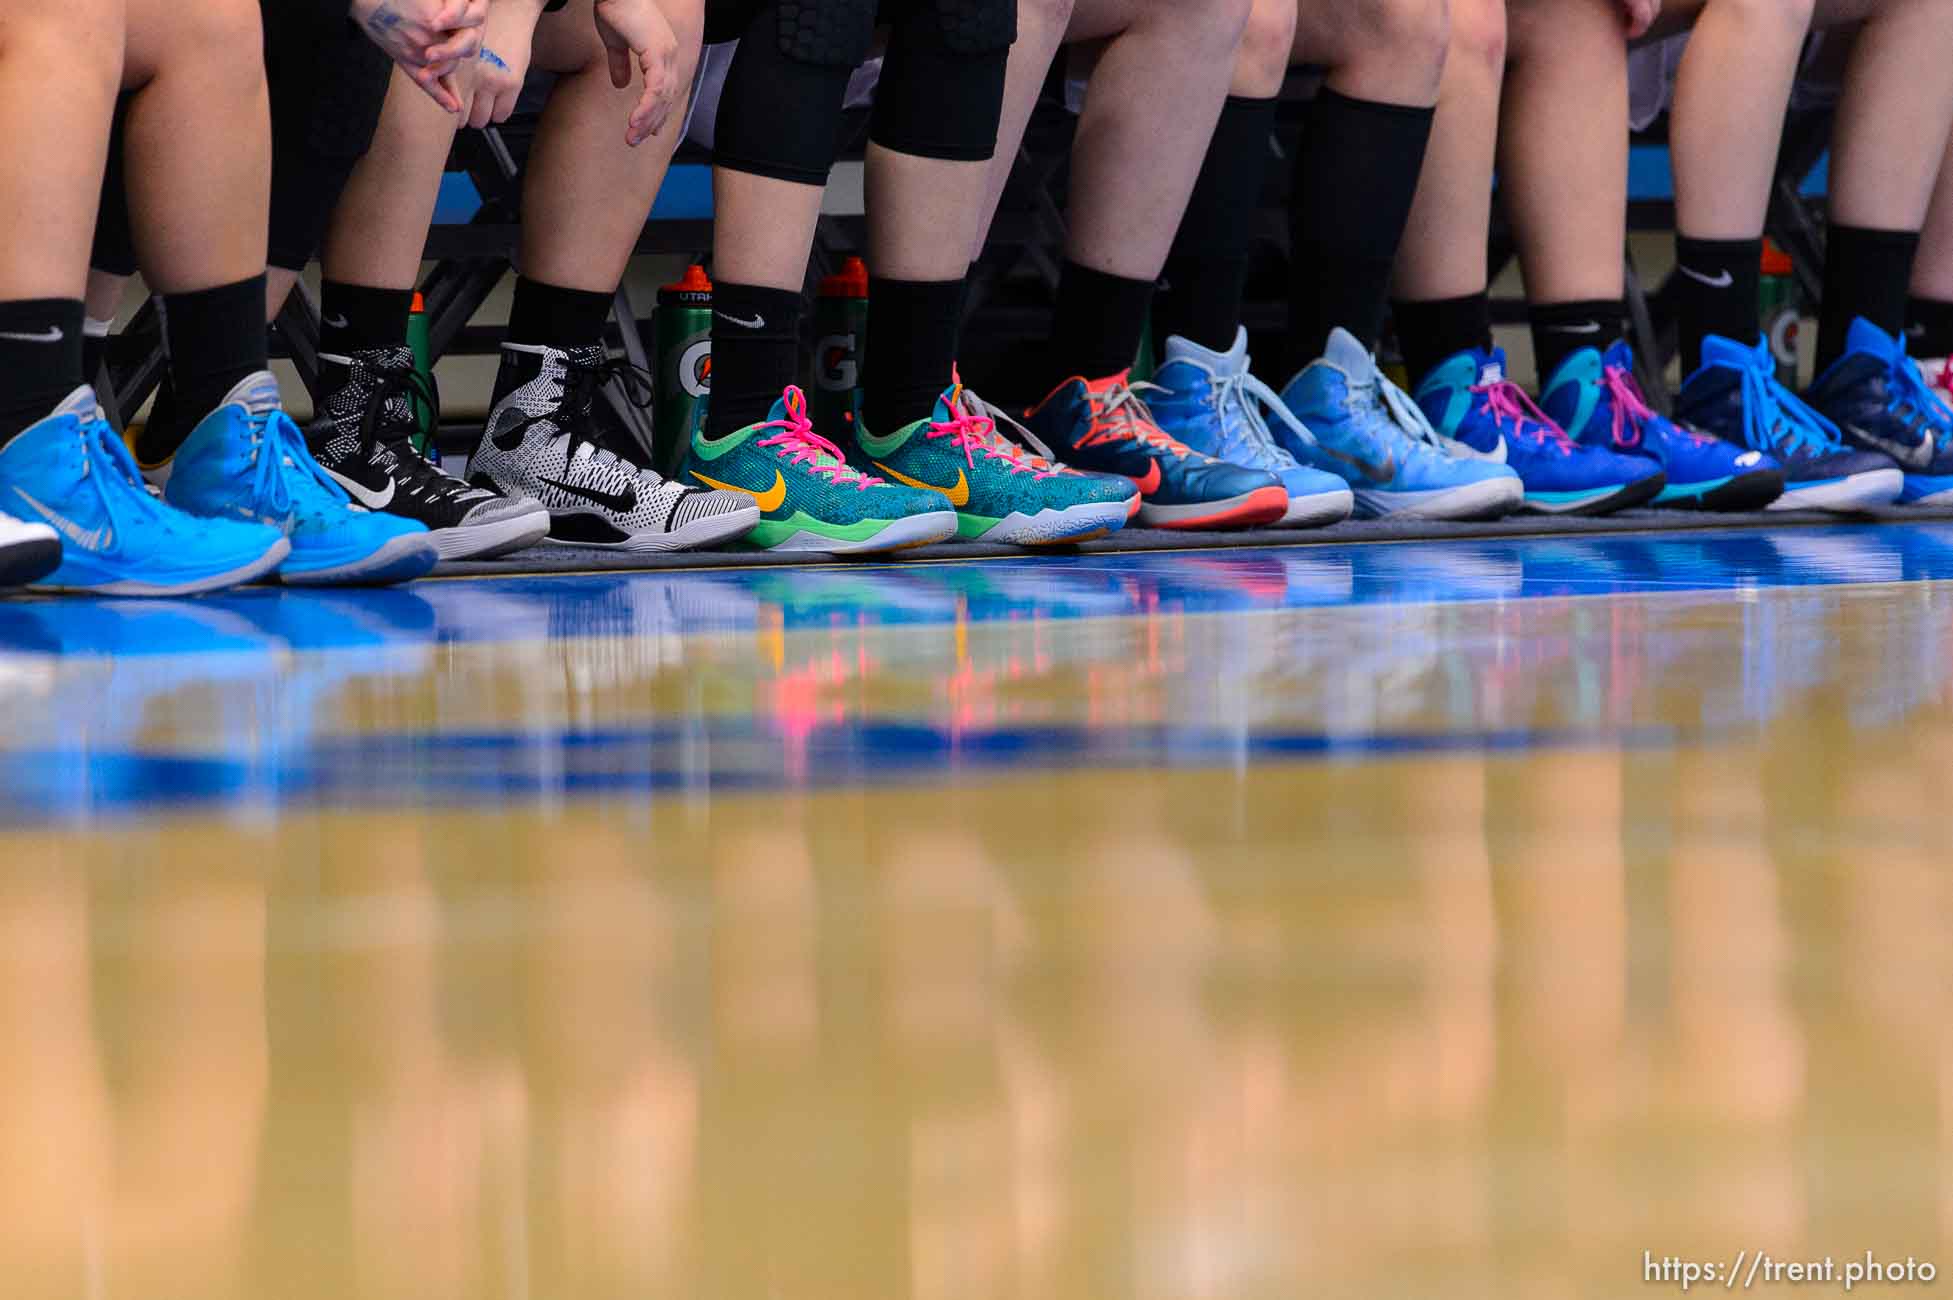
[[479, 47, 508, 69], [367, 3, 402, 33]]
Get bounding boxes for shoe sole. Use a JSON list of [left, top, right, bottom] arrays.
[[281, 534, 439, 587], [1656, 468, 1787, 511], [761, 510, 959, 555], [1275, 487, 1355, 529], [1139, 485, 1290, 530], [1353, 477, 1523, 521], [432, 509, 553, 561], [1767, 467, 1905, 513], [970, 500, 1134, 546], [1517, 473, 1666, 516], [0, 536, 63, 588], [1899, 471, 1953, 505], [33, 538, 292, 598], [540, 502, 761, 553]]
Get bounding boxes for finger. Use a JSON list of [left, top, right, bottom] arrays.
[[492, 84, 521, 125], [608, 43, 633, 89], [424, 25, 482, 65], [411, 64, 464, 113], [467, 83, 494, 129], [429, 0, 488, 28]]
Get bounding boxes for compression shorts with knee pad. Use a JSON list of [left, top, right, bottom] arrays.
[[870, 0, 1012, 161]]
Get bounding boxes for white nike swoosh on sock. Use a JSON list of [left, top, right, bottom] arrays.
[[1679, 266, 1736, 289], [0, 328, 64, 344], [1545, 322, 1603, 334], [715, 311, 766, 329]]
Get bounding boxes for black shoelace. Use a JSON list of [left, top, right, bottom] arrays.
[[356, 363, 473, 505], [556, 352, 656, 464]]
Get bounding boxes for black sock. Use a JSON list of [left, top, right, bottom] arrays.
[[139, 275, 269, 462], [1908, 295, 1953, 358], [862, 275, 963, 436], [1530, 298, 1628, 384], [0, 298, 85, 449], [321, 281, 413, 357], [706, 281, 803, 437], [1390, 293, 1490, 391], [1286, 89, 1435, 377], [1675, 235, 1760, 376], [506, 276, 613, 351], [1156, 95, 1277, 355], [1819, 225, 1919, 372], [1049, 260, 1155, 388]]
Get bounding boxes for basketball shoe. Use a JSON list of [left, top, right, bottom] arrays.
[[472, 343, 759, 550], [1802, 317, 1953, 505], [1542, 341, 1783, 510], [1415, 347, 1665, 514], [0, 386, 288, 595], [1148, 328, 1354, 528], [309, 346, 549, 559], [1022, 370, 1288, 529], [1676, 333, 1903, 512], [162, 372, 436, 585], [679, 386, 958, 553], [852, 380, 1135, 544], [1277, 328, 1521, 520]]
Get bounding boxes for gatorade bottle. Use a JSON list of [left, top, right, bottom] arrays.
[[812, 256, 869, 437], [1760, 239, 1801, 389], [406, 291, 435, 455], [1132, 311, 1157, 384], [654, 264, 714, 476]]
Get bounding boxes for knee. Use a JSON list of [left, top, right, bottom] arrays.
[[1702, 0, 1815, 35], [1020, 0, 1078, 38], [1342, 0, 1451, 88], [1236, 0, 1298, 89], [168, 0, 265, 65], [1445, 0, 1506, 79]]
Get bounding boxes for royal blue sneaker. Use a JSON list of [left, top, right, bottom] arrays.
[[1542, 341, 1784, 510], [1023, 369, 1290, 529], [1676, 334, 1902, 513], [1802, 317, 1953, 505], [1149, 328, 1354, 528], [163, 372, 438, 585], [1415, 347, 1665, 514], [1278, 328, 1521, 520], [0, 386, 288, 596]]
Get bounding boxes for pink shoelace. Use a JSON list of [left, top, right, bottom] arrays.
[[1472, 373, 1575, 454], [929, 379, 1058, 479], [1937, 356, 1953, 400], [1600, 364, 1656, 448], [754, 387, 882, 490]]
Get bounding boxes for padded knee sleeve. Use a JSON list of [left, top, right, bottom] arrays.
[[870, 0, 1011, 160], [713, 0, 859, 184]]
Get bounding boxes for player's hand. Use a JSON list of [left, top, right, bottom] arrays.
[[468, 2, 544, 127], [349, 0, 491, 113], [1622, 0, 1660, 39], [592, 0, 681, 146]]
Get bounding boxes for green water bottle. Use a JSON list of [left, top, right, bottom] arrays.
[[407, 291, 435, 455], [812, 256, 869, 436], [1131, 310, 1157, 384], [653, 265, 714, 476], [1760, 239, 1801, 388]]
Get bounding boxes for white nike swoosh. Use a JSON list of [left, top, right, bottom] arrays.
[[0, 327, 64, 344], [1451, 434, 1509, 464], [15, 487, 109, 551], [1679, 266, 1736, 289], [322, 313, 351, 329], [715, 311, 766, 330], [1545, 322, 1603, 335], [1847, 424, 1934, 470], [328, 469, 396, 509]]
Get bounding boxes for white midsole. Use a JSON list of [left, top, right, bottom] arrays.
[[1276, 487, 1356, 528], [1766, 468, 1904, 513], [974, 500, 1133, 544], [431, 508, 552, 560], [765, 509, 959, 554], [1353, 476, 1523, 521], [542, 503, 762, 552]]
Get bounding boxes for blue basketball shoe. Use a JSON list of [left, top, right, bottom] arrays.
[[0, 386, 288, 596], [163, 372, 438, 585], [1541, 341, 1784, 510], [1277, 328, 1521, 520], [1023, 370, 1289, 529], [1414, 347, 1665, 514], [1148, 328, 1354, 528], [1802, 317, 1953, 505], [1675, 334, 1902, 512]]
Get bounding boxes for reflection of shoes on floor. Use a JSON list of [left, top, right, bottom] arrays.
[[1763, 528, 1904, 585], [1350, 541, 1524, 604]]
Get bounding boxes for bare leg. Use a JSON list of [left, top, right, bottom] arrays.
[[1391, 0, 1504, 306], [970, 0, 1076, 259], [1910, 129, 1953, 305], [321, 68, 457, 293]]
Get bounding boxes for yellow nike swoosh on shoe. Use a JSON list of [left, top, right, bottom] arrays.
[[873, 462, 969, 507], [691, 468, 787, 512]]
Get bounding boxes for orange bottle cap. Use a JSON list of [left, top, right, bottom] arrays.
[[661, 264, 714, 295], [1760, 240, 1795, 277], [410, 291, 426, 314], [818, 255, 870, 299]]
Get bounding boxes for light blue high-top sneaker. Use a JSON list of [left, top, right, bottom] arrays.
[[163, 372, 437, 586], [1148, 328, 1353, 528], [1277, 328, 1522, 520], [0, 385, 287, 596]]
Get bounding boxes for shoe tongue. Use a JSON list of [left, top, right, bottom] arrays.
[[1162, 326, 1249, 374], [1846, 315, 1898, 359], [221, 370, 283, 417], [1599, 339, 1634, 373], [931, 387, 962, 426], [1321, 328, 1373, 379], [1473, 352, 1507, 388], [1698, 333, 1757, 371], [51, 385, 97, 424]]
